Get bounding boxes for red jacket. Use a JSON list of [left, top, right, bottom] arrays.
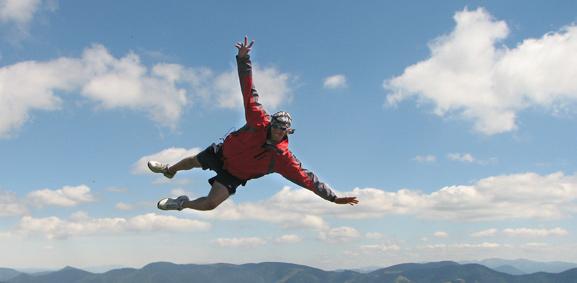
[[221, 55, 337, 202]]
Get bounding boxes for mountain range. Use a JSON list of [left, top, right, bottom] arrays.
[[2, 260, 577, 283], [463, 258, 577, 275]]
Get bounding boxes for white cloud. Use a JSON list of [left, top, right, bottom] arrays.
[[0, 0, 54, 39], [27, 185, 95, 207], [323, 74, 347, 89], [470, 228, 568, 238], [0, 0, 41, 25], [448, 153, 475, 163], [191, 171, 577, 223], [524, 242, 549, 247], [385, 8, 577, 135], [447, 153, 496, 165], [319, 226, 360, 243], [424, 242, 501, 249], [127, 213, 209, 232], [78, 47, 191, 128], [132, 147, 202, 175], [503, 227, 568, 237], [414, 155, 436, 163], [434, 231, 448, 238], [365, 232, 384, 239], [15, 212, 210, 239], [0, 190, 27, 216], [1, 44, 293, 138], [115, 202, 132, 211], [213, 65, 293, 111], [471, 228, 497, 237], [275, 234, 302, 244], [360, 244, 401, 253], [0, 44, 194, 137], [214, 237, 266, 248], [344, 171, 577, 221], [189, 187, 332, 231]]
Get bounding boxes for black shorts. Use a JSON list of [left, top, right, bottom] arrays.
[[196, 143, 247, 195]]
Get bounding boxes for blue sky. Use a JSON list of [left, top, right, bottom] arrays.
[[1, 0, 577, 271]]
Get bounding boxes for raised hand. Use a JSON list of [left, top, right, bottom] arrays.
[[235, 35, 254, 58]]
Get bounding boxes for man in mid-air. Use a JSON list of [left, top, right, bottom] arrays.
[[148, 36, 359, 211]]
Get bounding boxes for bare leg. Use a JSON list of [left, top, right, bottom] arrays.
[[182, 181, 230, 211], [167, 156, 202, 175]]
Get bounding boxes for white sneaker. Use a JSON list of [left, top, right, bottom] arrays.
[[147, 161, 175, 179], [157, 195, 189, 211]]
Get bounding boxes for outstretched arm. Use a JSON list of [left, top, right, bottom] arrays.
[[235, 36, 268, 128], [276, 152, 359, 205]]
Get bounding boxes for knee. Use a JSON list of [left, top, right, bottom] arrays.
[[190, 155, 202, 168]]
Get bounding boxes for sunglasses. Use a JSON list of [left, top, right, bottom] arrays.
[[271, 124, 289, 131]]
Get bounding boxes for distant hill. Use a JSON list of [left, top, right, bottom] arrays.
[[492, 264, 526, 275], [0, 268, 21, 282], [3, 261, 577, 283], [7, 267, 92, 283], [465, 258, 577, 274]]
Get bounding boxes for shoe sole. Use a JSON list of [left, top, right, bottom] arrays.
[[147, 162, 165, 173]]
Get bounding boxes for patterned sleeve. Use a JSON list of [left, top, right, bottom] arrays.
[[275, 151, 337, 202], [236, 55, 269, 127]]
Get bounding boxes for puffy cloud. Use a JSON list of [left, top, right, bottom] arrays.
[[189, 187, 331, 231], [0, 45, 191, 137], [365, 232, 384, 239], [213, 65, 293, 111], [115, 202, 133, 211], [469, 227, 568, 238], [127, 213, 209, 232], [344, 171, 577, 221], [0, 44, 294, 138], [385, 8, 577, 135], [79, 52, 190, 128], [214, 237, 266, 248], [524, 242, 549, 247], [414, 155, 436, 163], [132, 147, 202, 175], [0, 0, 54, 39], [471, 228, 498, 238], [27, 185, 94, 207], [15, 212, 210, 239], [448, 153, 475, 163], [470, 227, 568, 238], [191, 171, 577, 224], [0, 190, 27, 216], [319, 226, 361, 243], [447, 153, 496, 165], [0, 0, 41, 25], [360, 244, 401, 253], [503, 227, 568, 237], [434, 231, 448, 238], [274, 234, 302, 244], [323, 74, 347, 89], [424, 242, 501, 249]]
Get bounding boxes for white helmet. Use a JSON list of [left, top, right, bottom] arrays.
[[271, 111, 294, 134]]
